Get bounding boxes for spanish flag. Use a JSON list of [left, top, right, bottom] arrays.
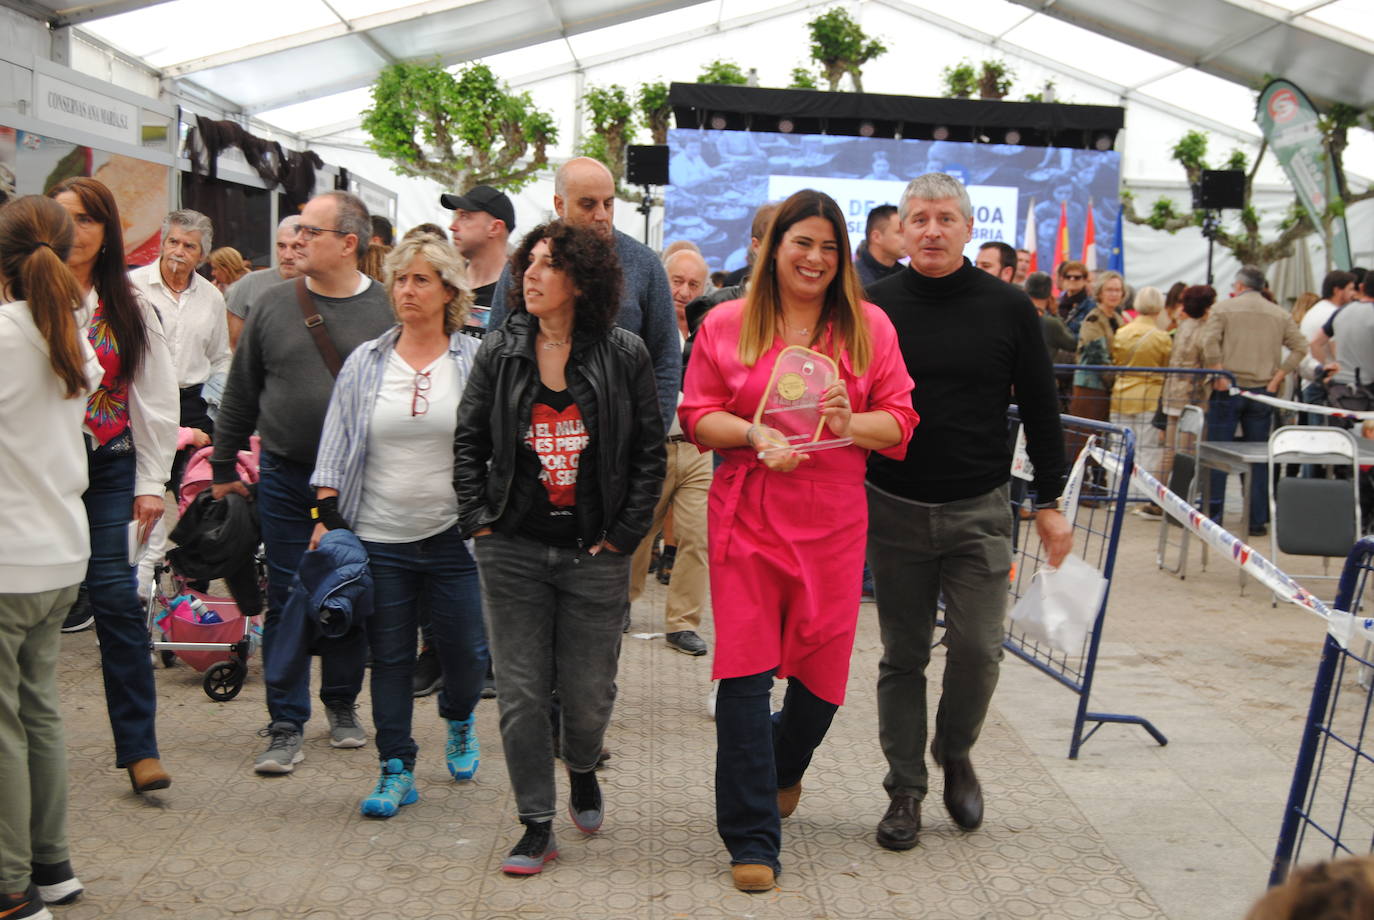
[[1081, 199, 1097, 270]]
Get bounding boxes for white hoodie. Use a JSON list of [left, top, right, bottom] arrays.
[[0, 300, 101, 593]]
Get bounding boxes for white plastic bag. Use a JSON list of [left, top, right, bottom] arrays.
[[1008, 554, 1107, 655]]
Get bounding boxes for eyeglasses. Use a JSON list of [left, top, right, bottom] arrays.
[[297, 224, 349, 241], [1064, 273, 1086, 281], [411, 371, 431, 417]]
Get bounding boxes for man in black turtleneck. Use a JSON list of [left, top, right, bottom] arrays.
[[863, 173, 1072, 853]]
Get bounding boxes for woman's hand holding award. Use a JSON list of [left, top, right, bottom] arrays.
[[752, 345, 854, 467]]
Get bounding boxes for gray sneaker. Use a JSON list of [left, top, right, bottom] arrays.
[[254, 721, 304, 774], [665, 630, 708, 656], [325, 702, 367, 749]]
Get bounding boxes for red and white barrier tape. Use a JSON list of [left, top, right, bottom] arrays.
[[1088, 445, 1374, 649], [1232, 387, 1374, 421]]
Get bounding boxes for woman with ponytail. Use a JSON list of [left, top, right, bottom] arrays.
[[48, 177, 179, 794], [0, 194, 100, 916]]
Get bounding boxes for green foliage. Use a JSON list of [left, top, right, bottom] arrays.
[[636, 81, 671, 145], [1224, 149, 1248, 172], [1147, 197, 1182, 231], [1021, 79, 1056, 103], [789, 67, 820, 90], [978, 60, 1014, 100], [697, 60, 749, 86], [361, 60, 556, 192], [1277, 200, 1305, 232], [1171, 130, 1209, 175], [941, 60, 977, 99], [1324, 102, 1363, 131], [579, 84, 636, 190], [807, 6, 886, 92]]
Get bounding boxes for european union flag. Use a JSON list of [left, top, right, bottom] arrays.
[[1108, 205, 1125, 274]]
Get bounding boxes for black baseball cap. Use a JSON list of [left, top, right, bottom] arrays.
[[439, 185, 515, 232]]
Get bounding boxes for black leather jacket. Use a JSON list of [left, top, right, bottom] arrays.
[[454, 311, 666, 551]]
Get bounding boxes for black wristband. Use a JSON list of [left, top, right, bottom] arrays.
[[311, 496, 348, 532]]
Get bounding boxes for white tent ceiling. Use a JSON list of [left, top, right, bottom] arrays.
[[12, 0, 1369, 136]]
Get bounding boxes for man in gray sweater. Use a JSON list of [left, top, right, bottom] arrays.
[[210, 191, 395, 774], [487, 158, 680, 433]]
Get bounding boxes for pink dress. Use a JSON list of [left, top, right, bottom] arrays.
[[679, 300, 917, 705]]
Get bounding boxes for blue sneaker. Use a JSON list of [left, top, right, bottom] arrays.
[[446, 716, 479, 781], [360, 758, 417, 818]]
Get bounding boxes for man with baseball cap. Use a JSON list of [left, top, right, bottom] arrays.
[[441, 185, 515, 333]]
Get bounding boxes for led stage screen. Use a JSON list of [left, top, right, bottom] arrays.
[[662, 128, 1121, 275]]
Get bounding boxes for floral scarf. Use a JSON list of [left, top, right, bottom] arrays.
[[85, 297, 129, 445]]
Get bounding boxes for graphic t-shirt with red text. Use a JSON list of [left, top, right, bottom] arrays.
[[519, 383, 589, 546]]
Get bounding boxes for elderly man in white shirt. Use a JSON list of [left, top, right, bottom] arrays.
[[129, 209, 232, 446], [129, 208, 231, 593]]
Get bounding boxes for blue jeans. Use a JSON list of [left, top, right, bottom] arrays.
[[472, 531, 628, 822], [82, 440, 159, 767], [361, 526, 486, 768], [1206, 388, 1273, 529], [715, 672, 837, 872], [257, 452, 365, 729]]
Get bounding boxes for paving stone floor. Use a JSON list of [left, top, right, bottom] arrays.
[[50, 512, 1342, 919]]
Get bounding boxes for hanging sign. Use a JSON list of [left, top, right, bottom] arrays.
[[1256, 79, 1352, 270]]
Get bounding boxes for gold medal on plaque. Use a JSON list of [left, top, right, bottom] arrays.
[[752, 346, 853, 457], [777, 371, 806, 402]]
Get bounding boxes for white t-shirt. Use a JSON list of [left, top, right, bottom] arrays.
[[1299, 299, 1339, 380], [353, 350, 460, 543]]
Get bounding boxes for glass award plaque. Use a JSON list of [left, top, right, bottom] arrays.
[[752, 345, 854, 457]]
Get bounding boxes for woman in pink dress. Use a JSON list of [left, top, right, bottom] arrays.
[[680, 189, 918, 891]]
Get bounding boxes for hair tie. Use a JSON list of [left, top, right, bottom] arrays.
[[31, 241, 55, 254]]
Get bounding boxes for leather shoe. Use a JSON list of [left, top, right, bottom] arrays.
[[777, 781, 801, 818], [875, 794, 921, 850], [731, 864, 776, 892], [126, 757, 171, 794], [942, 757, 983, 829]]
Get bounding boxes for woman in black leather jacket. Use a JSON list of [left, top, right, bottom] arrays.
[[454, 220, 664, 877]]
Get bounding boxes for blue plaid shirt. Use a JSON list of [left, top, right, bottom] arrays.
[[311, 325, 480, 526]]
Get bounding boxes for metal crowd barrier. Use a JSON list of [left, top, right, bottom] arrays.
[[1004, 408, 1168, 759], [1268, 536, 1374, 886]]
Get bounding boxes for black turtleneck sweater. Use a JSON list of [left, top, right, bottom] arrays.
[[865, 259, 1066, 505]]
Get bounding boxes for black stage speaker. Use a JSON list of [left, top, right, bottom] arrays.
[[1196, 169, 1246, 210], [626, 145, 669, 186]]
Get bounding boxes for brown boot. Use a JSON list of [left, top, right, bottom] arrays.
[[126, 757, 171, 794], [731, 864, 776, 892], [777, 782, 802, 818]]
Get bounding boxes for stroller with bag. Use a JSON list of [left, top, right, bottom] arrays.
[[145, 439, 265, 701]]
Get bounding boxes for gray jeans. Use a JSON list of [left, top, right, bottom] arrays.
[[866, 483, 1012, 802], [472, 531, 629, 822]]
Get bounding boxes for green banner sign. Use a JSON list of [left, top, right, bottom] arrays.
[[1255, 79, 1352, 270]]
